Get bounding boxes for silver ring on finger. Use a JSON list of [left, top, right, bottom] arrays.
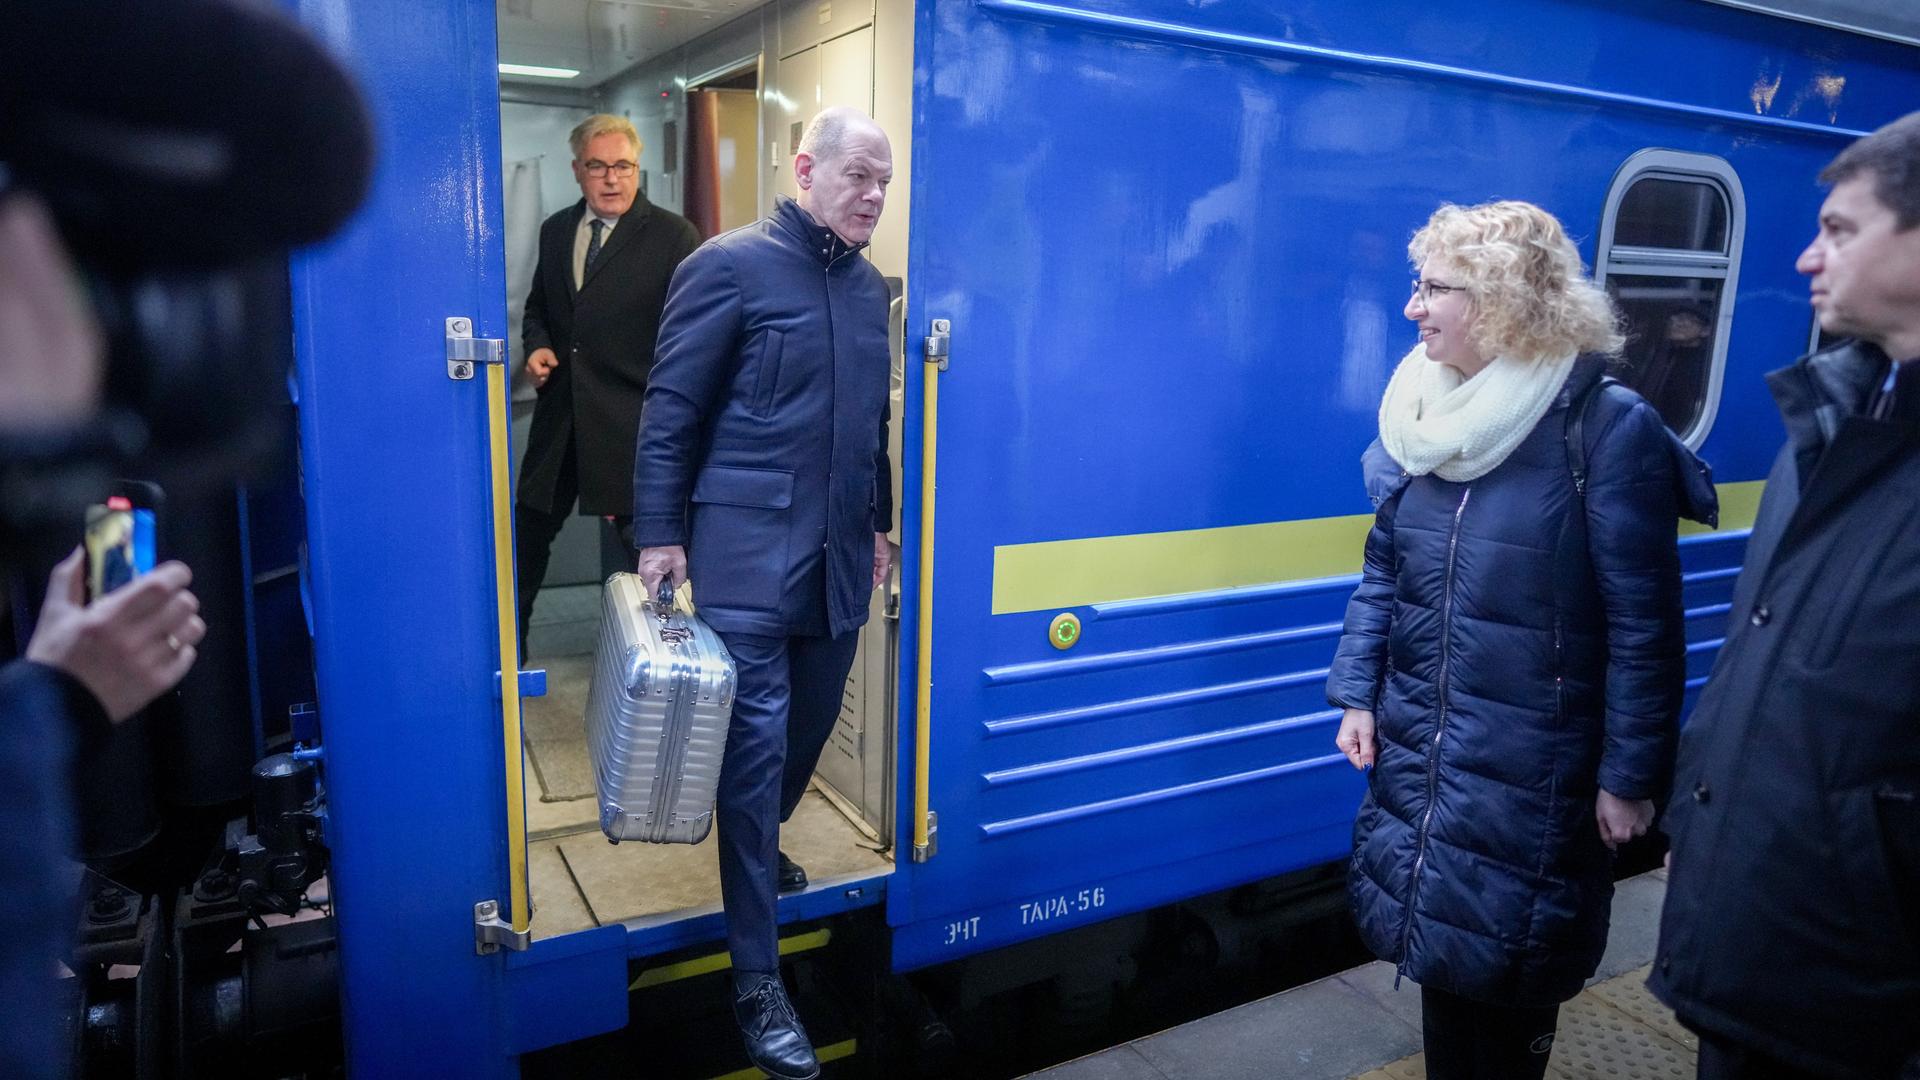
[[166, 633, 183, 652]]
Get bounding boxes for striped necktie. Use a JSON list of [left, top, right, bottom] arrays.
[[584, 218, 605, 275]]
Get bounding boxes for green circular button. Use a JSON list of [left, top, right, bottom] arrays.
[[1049, 612, 1082, 650]]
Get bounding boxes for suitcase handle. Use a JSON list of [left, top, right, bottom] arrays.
[[653, 579, 692, 645]]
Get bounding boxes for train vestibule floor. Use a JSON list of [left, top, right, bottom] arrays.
[[517, 603, 891, 939]]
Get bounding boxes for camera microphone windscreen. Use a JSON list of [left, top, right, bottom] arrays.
[[0, 0, 376, 272]]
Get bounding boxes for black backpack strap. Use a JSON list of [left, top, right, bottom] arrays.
[[1565, 375, 1615, 497]]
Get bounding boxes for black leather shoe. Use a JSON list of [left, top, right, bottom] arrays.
[[778, 850, 808, 893], [731, 971, 819, 1080]]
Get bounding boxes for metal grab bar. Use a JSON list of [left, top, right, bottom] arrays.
[[913, 320, 949, 862], [449, 314, 532, 952], [484, 360, 532, 937]]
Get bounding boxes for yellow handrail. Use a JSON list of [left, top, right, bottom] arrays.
[[912, 328, 943, 861], [485, 361, 531, 933]]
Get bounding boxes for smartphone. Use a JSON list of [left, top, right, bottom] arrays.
[[84, 495, 156, 600]]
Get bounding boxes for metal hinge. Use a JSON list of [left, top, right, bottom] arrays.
[[446, 317, 506, 381], [912, 811, 938, 863], [474, 899, 530, 954], [923, 319, 950, 371]]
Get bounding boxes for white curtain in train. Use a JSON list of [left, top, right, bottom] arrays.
[[503, 157, 543, 405]]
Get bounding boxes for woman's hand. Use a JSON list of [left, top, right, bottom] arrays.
[[1595, 789, 1655, 850], [1336, 707, 1377, 770], [26, 549, 204, 723]]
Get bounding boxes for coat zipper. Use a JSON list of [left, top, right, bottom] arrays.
[[819, 247, 850, 630], [1396, 485, 1471, 986], [1553, 616, 1565, 720]]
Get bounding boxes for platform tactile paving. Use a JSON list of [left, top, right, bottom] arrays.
[[1345, 966, 1694, 1080], [1586, 965, 1698, 1053], [1548, 987, 1691, 1080], [1351, 1052, 1426, 1080]]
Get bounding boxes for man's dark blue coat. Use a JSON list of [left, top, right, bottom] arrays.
[[1328, 359, 1716, 1007], [1653, 341, 1920, 1080], [632, 196, 892, 638]]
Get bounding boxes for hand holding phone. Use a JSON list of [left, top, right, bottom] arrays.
[[27, 547, 203, 723]]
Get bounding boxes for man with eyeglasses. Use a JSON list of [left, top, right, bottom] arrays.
[[515, 114, 700, 649]]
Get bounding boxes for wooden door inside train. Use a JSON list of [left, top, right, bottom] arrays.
[[888, 0, 1375, 968]]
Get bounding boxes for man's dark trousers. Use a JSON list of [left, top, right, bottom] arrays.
[[514, 437, 633, 648], [713, 627, 859, 973], [1694, 1031, 1837, 1080]]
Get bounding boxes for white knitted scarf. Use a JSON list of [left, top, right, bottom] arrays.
[[1377, 343, 1578, 482]]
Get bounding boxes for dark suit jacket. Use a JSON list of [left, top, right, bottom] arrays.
[[519, 195, 700, 516], [633, 196, 893, 638]]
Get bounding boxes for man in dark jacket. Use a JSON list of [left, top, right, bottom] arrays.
[[515, 114, 700, 646], [632, 106, 894, 1080], [1653, 112, 1920, 1080]]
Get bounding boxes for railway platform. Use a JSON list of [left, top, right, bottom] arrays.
[[1027, 870, 1691, 1080]]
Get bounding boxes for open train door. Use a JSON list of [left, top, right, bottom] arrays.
[[887, 0, 1375, 969]]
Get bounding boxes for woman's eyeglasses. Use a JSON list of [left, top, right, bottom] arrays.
[[1411, 278, 1467, 303]]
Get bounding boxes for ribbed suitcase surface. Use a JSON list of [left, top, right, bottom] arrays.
[[584, 573, 736, 844]]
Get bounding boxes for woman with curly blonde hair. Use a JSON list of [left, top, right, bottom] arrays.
[[1326, 200, 1717, 1079]]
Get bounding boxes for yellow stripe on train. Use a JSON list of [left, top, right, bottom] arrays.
[[991, 480, 1766, 615]]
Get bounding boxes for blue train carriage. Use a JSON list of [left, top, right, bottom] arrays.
[[274, 0, 1920, 1074], [892, 0, 1920, 964]]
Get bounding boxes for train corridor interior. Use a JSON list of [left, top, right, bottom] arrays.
[[496, 0, 912, 940]]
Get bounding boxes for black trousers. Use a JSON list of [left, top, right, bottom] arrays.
[[1694, 1031, 1842, 1080], [513, 438, 632, 649], [1421, 986, 1561, 1080], [713, 628, 860, 973]]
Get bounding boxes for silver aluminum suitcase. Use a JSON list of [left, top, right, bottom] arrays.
[[585, 573, 736, 844]]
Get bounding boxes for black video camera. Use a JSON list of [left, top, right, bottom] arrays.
[[0, 0, 373, 540]]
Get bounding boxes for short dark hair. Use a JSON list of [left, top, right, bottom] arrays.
[[1820, 111, 1920, 230]]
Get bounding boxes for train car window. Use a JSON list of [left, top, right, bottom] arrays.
[[1596, 150, 1747, 450], [1612, 178, 1729, 252], [1606, 274, 1726, 437]]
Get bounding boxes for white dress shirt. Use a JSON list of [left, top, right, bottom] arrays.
[[571, 212, 620, 289]]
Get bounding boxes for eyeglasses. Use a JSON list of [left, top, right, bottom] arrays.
[[582, 160, 637, 178], [1411, 278, 1467, 303]]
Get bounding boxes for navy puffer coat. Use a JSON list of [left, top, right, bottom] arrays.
[[1326, 358, 1717, 1007]]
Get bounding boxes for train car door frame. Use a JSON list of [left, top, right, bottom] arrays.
[[286, 0, 631, 1073]]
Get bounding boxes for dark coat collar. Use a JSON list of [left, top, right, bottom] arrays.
[[773, 194, 867, 266], [1767, 339, 1915, 536], [1553, 353, 1610, 409], [1766, 338, 1888, 455]]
